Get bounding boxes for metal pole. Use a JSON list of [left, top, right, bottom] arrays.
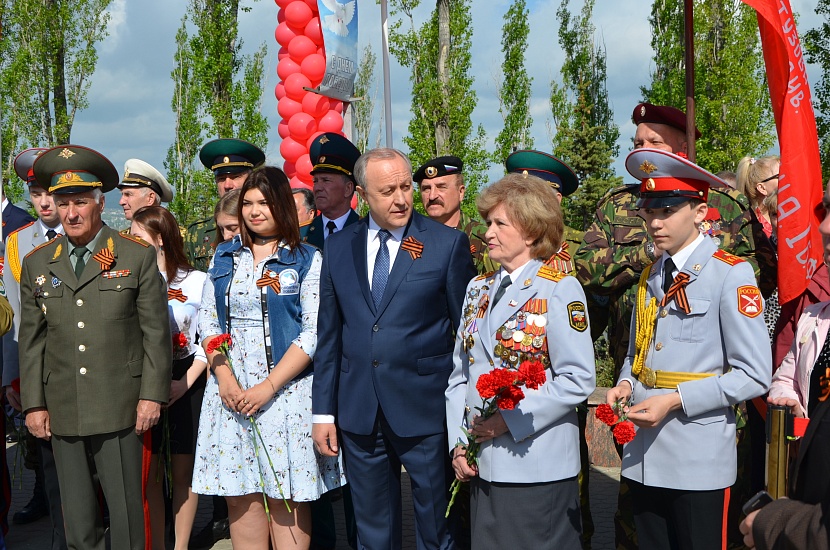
[[684, 0, 696, 162], [380, 0, 393, 148]]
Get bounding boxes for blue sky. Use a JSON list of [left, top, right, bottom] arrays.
[[68, 0, 822, 199]]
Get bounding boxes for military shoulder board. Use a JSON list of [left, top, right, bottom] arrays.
[[537, 265, 564, 282], [475, 270, 495, 281], [713, 249, 744, 266], [119, 232, 150, 247], [24, 239, 55, 260]]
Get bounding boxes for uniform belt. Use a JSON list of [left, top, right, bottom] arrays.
[[637, 367, 715, 389]]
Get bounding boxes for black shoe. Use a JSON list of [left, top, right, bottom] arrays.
[[189, 518, 230, 548], [12, 495, 48, 525]]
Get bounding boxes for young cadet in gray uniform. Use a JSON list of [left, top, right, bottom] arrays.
[[606, 149, 771, 550], [19, 145, 172, 550]]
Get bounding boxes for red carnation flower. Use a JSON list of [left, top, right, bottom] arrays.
[[517, 360, 546, 390], [496, 384, 525, 410], [476, 368, 519, 399], [206, 333, 232, 354], [612, 420, 637, 445], [172, 332, 189, 349], [595, 403, 619, 426]]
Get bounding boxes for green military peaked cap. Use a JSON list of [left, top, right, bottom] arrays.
[[199, 138, 266, 175], [33, 145, 119, 195], [505, 150, 579, 197], [310, 133, 361, 178]]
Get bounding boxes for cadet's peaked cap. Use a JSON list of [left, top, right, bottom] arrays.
[[199, 138, 265, 175], [413, 156, 464, 183], [506, 150, 579, 197], [632, 102, 702, 139], [14, 147, 49, 186], [309, 133, 361, 177], [33, 145, 119, 195], [120, 159, 174, 202], [626, 148, 726, 209]]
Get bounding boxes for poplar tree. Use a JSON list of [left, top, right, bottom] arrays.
[[493, 0, 533, 165], [804, 0, 830, 180], [352, 45, 377, 155], [642, 0, 774, 172]]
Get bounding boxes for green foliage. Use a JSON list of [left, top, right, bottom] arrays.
[[804, 1, 830, 181], [165, 0, 269, 226], [388, 0, 489, 219], [493, 0, 533, 165], [0, 0, 113, 200], [549, 0, 622, 231], [641, 0, 775, 172], [353, 45, 377, 154]]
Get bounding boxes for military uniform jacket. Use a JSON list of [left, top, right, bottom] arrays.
[[184, 217, 217, 272], [618, 237, 771, 491], [445, 260, 596, 484], [19, 226, 172, 436], [2, 221, 58, 385], [304, 209, 360, 250]]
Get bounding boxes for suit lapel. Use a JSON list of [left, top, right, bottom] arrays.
[[374, 215, 419, 318], [77, 227, 114, 289], [350, 220, 374, 312], [48, 236, 78, 291]]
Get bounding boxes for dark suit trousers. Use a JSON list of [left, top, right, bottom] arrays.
[[340, 410, 454, 550], [628, 478, 729, 550], [52, 426, 144, 550]]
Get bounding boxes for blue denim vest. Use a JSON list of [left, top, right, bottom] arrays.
[[209, 236, 317, 377]]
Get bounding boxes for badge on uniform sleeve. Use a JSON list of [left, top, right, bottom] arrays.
[[737, 285, 763, 318], [567, 301, 588, 332]]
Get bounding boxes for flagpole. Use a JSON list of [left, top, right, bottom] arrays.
[[380, 0, 393, 148], [684, 0, 696, 162]]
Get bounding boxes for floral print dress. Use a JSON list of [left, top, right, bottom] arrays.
[[192, 246, 345, 501]]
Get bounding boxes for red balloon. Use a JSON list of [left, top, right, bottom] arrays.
[[301, 92, 330, 118], [278, 119, 290, 138], [277, 57, 301, 81], [302, 0, 318, 11], [277, 9, 285, 23], [350, 195, 358, 210], [284, 72, 311, 101], [285, 1, 313, 29], [288, 112, 317, 140], [283, 160, 297, 177], [306, 131, 325, 148], [300, 54, 326, 85], [329, 99, 344, 113], [296, 153, 313, 175], [278, 46, 289, 61], [275, 0, 293, 8], [304, 17, 324, 45], [275, 22, 300, 48], [318, 111, 344, 133], [297, 170, 313, 185], [280, 136, 306, 164], [289, 175, 304, 188], [275, 82, 286, 100], [288, 35, 317, 61], [277, 96, 303, 120]]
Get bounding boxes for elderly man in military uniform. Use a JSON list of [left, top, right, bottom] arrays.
[[606, 148, 770, 550], [117, 158, 174, 221], [305, 133, 361, 250], [19, 145, 172, 550], [293, 187, 316, 240], [414, 156, 494, 275], [2, 148, 67, 548], [183, 138, 265, 271]]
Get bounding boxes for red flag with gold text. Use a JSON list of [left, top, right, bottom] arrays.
[[741, 0, 824, 304]]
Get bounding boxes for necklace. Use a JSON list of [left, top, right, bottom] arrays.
[[254, 234, 280, 245]]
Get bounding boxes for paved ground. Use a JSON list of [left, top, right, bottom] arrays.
[[5, 440, 620, 549]]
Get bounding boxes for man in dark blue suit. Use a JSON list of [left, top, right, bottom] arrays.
[[313, 148, 476, 549]]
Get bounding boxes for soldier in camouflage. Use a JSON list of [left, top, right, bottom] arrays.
[[183, 138, 265, 272], [415, 156, 495, 275], [574, 102, 771, 550]]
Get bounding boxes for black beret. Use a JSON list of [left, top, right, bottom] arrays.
[[413, 156, 463, 183], [632, 102, 702, 139]]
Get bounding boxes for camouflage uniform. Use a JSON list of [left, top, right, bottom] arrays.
[[184, 217, 217, 273], [457, 211, 496, 276], [574, 184, 766, 550]]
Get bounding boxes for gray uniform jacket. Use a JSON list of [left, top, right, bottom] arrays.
[[619, 236, 771, 491], [445, 259, 596, 483]]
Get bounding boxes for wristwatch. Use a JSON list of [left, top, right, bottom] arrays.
[[644, 242, 656, 262]]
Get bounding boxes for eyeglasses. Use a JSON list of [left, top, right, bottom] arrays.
[[759, 174, 779, 183]]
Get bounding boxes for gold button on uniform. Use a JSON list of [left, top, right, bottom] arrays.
[[655, 342, 663, 351], [78, 345, 86, 352], [76, 299, 84, 306], [79, 367, 87, 375], [78, 321, 85, 328], [660, 310, 668, 318]]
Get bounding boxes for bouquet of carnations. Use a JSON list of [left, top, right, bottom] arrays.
[[206, 334, 290, 514], [595, 399, 637, 445], [445, 359, 547, 516]]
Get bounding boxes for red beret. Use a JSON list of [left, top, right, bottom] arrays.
[[632, 102, 702, 140]]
